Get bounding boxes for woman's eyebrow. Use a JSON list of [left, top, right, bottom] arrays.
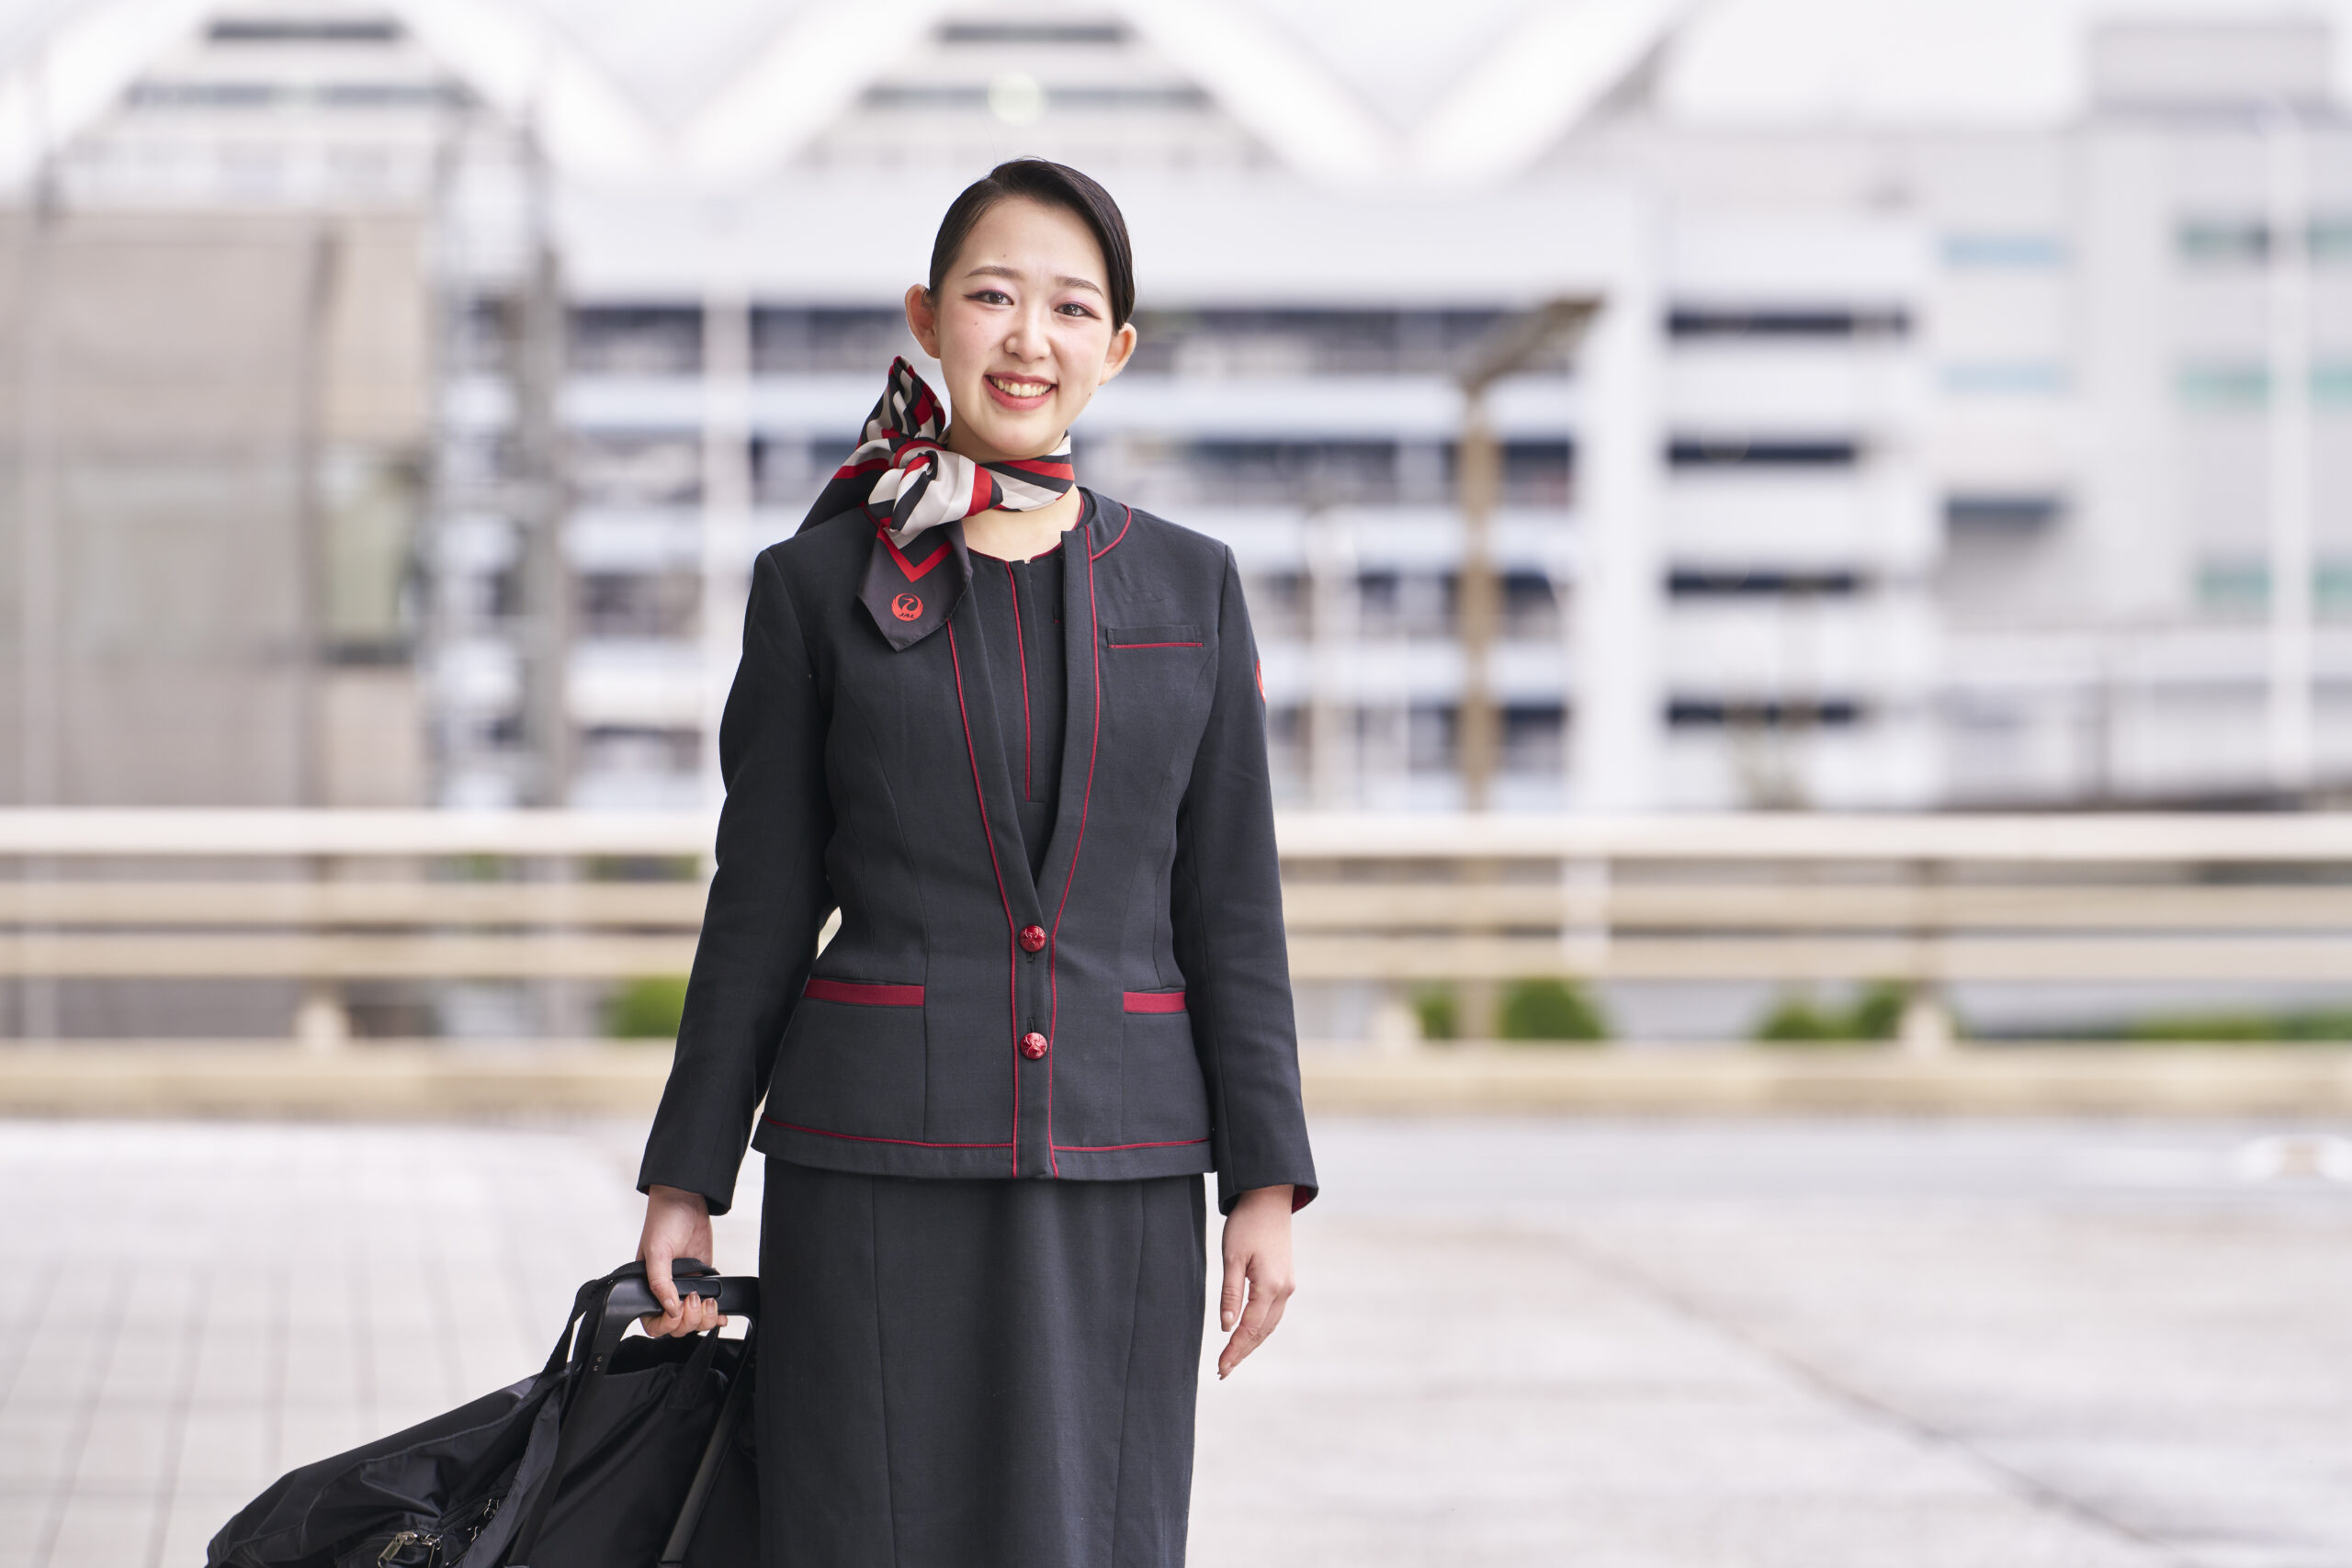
[[962, 263, 1102, 298]]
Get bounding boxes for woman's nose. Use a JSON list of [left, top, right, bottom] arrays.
[[1002, 306, 1055, 360]]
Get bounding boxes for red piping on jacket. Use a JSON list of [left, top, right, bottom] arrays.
[[804, 978, 924, 1007], [1004, 558, 1032, 800], [1090, 502, 1133, 560], [947, 618, 1022, 1178], [1043, 512, 1115, 1179], [763, 1115, 1011, 1150], [1122, 990, 1186, 1013], [1107, 640, 1201, 649], [1051, 1136, 1211, 1152]]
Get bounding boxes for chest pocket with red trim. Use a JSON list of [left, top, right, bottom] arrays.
[[1103, 623, 1202, 649]]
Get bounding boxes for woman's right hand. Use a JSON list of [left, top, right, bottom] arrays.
[[638, 1184, 726, 1337]]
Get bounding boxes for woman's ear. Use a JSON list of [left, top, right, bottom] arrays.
[[904, 282, 943, 360], [1099, 320, 1138, 385]]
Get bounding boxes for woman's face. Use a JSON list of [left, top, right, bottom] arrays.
[[906, 197, 1136, 465]]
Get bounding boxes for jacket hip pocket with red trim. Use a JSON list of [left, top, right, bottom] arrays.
[[1117, 1000, 1211, 1147], [768, 981, 929, 1144]]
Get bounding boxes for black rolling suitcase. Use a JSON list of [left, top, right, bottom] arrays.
[[208, 1259, 760, 1568]]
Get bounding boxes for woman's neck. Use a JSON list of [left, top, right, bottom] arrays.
[[963, 489, 1082, 561]]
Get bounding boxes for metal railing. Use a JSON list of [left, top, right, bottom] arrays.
[[2, 809, 2350, 1016]]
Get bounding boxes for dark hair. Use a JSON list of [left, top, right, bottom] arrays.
[[927, 158, 1136, 329]]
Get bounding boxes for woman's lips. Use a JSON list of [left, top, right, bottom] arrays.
[[984, 373, 1056, 412]]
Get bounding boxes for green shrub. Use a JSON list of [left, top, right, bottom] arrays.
[[1847, 981, 1909, 1040], [1412, 985, 1459, 1041], [2124, 1008, 2352, 1043], [1755, 980, 1910, 1045], [1755, 995, 1851, 1043], [1498, 977, 1609, 1043], [607, 976, 690, 1039]]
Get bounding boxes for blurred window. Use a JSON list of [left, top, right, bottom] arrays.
[[2177, 219, 2269, 266], [453, 298, 513, 377], [1354, 571, 1456, 639], [754, 308, 916, 374], [1940, 362, 2069, 396], [580, 726, 702, 777], [1502, 571, 1560, 637], [1668, 699, 1864, 728], [2197, 558, 2268, 617], [2177, 362, 2268, 409], [209, 17, 405, 42], [1940, 233, 2068, 268], [1407, 704, 1459, 773], [2196, 559, 2352, 620], [1500, 704, 1566, 775], [1107, 436, 1570, 507], [571, 307, 702, 376], [2309, 218, 2352, 262], [1667, 438, 1860, 468], [937, 21, 1129, 43], [1125, 309, 1559, 377], [1943, 495, 2064, 532], [1263, 704, 1307, 801], [578, 572, 700, 639], [753, 436, 830, 511], [572, 433, 702, 507], [1245, 571, 1307, 640], [1666, 307, 1908, 340], [1668, 569, 1866, 596], [2179, 360, 2352, 408]]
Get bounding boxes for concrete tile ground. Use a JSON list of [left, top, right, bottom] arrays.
[[0, 1115, 2346, 1566]]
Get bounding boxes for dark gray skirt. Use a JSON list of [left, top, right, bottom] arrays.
[[754, 1158, 1209, 1568]]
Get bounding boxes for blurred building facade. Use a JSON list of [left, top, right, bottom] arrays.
[[2, 0, 2347, 841]]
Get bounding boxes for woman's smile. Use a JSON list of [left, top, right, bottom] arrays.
[[984, 371, 1057, 410]]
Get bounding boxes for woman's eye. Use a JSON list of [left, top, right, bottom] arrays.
[[1057, 302, 1097, 318], [968, 289, 1012, 305]]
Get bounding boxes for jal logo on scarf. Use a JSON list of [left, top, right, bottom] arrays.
[[891, 592, 923, 622]]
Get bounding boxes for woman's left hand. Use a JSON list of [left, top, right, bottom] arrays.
[[1216, 1185, 1296, 1378]]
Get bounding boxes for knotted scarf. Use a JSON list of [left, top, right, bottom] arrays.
[[795, 355, 1077, 650]]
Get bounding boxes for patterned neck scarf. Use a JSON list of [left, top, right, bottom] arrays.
[[796, 355, 1077, 650]]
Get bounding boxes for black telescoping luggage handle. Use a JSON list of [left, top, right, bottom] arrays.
[[507, 1259, 759, 1568]]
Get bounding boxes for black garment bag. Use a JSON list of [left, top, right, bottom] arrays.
[[207, 1259, 760, 1568]]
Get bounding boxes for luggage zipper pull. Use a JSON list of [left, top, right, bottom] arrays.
[[375, 1529, 441, 1566]]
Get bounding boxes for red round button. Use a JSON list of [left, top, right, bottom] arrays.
[[1018, 924, 1046, 953], [1019, 1032, 1049, 1060]]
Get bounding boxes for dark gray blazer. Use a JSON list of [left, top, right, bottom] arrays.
[[638, 491, 1317, 1216]]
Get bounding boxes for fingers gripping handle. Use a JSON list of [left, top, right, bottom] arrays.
[[509, 1261, 761, 1568], [605, 1258, 754, 1348]]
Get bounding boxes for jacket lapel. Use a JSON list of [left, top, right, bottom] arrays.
[[944, 562, 1046, 923], [1030, 493, 1113, 936]]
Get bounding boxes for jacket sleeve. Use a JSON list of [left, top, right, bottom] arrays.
[[638, 549, 835, 1215], [1171, 546, 1319, 1215]]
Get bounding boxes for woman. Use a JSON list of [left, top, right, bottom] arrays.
[[633, 158, 1317, 1568]]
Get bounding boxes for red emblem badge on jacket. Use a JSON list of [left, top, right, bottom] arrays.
[[891, 592, 923, 622]]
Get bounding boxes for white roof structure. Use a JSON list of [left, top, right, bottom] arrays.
[[4, 0, 2348, 198]]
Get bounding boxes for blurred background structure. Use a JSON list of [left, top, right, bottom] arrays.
[[6, 6, 2352, 1565], [2, 0, 2352, 1045]]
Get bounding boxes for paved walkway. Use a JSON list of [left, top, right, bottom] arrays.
[[1, 1116, 2347, 1566]]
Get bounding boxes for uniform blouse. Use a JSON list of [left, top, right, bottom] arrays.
[[967, 540, 1068, 885]]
